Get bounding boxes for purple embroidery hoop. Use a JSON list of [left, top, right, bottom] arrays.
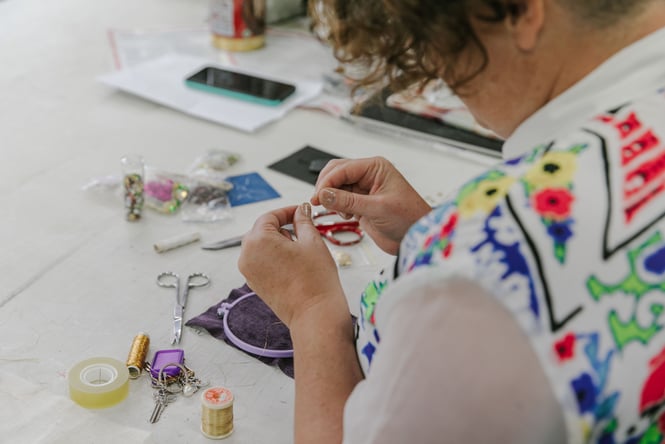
[[217, 292, 294, 359]]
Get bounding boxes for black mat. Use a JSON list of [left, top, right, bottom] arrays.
[[268, 145, 342, 185]]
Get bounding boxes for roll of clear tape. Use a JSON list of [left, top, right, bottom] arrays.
[[68, 357, 130, 409]]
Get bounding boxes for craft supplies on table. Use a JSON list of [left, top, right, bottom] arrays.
[[68, 357, 130, 409], [157, 272, 211, 345], [187, 283, 295, 377], [126, 332, 151, 379], [4, 0, 472, 442], [217, 292, 294, 359], [201, 234, 244, 251], [121, 154, 145, 221], [313, 211, 364, 246], [144, 350, 207, 424], [201, 387, 235, 439], [154, 231, 202, 253], [210, 0, 266, 52]]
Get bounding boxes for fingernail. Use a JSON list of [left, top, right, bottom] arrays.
[[300, 202, 312, 218], [321, 188, 335, 206]]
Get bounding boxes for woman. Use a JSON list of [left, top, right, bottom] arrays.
[[238, 1, 665, 442]]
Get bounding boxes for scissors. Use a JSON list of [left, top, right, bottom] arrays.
[[157, 272, 210, 345]]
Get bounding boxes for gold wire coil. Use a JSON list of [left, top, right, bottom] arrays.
[[126, 332, 150, 379], [201, 387, 234, 439], [211, 34, 265, 52]]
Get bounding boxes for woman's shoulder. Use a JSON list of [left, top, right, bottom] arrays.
[[395, 88, 665, 443]]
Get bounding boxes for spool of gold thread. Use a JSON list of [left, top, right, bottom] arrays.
[[126, 332, 150, 379], [212, 33, 264, 52], [201, 387, 234, 439]]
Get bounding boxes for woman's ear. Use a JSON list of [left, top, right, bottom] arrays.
[[505, 0, 546, 52]]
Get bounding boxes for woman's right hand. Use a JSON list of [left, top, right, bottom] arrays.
[[311, 157, 431, 255]]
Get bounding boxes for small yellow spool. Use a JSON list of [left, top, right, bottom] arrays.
[[68, 357, 129, 409], [201, 387, 234, 439], [211, 34, 265, 52], [126, 332, 150, 379]]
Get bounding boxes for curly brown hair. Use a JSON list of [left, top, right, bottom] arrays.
[[310, 0, 651, 95]]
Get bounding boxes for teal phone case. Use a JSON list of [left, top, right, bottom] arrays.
[[185, 80, 285, 107]]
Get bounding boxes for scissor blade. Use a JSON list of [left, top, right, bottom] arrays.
[[171, 318, 182, 345], [201, 235, 243, 250], [171, 305, 183, 345]]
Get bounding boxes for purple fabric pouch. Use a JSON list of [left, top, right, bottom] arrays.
[[186, 284, 294, 378]]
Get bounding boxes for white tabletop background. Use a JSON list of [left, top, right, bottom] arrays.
[[0, 0, 490, 442]]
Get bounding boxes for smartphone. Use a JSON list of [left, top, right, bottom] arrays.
[[185, 66, 296, 106]]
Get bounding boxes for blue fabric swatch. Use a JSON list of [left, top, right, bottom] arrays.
[[225, 172, 281, 206]]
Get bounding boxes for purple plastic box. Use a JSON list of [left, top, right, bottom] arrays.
[[149, 349, 185, 379]]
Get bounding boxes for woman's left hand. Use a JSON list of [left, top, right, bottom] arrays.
[[238, 203, 347, 328]]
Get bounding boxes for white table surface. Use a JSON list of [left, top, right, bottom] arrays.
[[0, 0, 490, 442]]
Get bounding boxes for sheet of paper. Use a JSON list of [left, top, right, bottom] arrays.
[[107, 26, 352, 117], [98, 54, 323, 132], [0, 371, 151, 444]]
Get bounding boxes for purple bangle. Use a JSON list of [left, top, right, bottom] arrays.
[[217, 292, 294, 359]]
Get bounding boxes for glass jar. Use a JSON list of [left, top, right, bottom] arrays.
[[209, 0, 266, 52], [120, 154, 145, 221]]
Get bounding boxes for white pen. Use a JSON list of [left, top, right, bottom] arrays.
[[153, 231, 201, 253]]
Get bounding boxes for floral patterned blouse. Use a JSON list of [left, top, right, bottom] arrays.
[[355, 89, 665, 443]]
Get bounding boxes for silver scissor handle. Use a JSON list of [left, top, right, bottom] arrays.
[[181, 273, 210, 307], [186, 272, 210, 288], [157, 271, 180, 288]]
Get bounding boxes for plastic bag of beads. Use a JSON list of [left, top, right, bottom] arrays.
[[188, 149, 240, 186], [179, 149, 239, 222], [144, 167, 190, 214], [180, 180, 234, 223], [189, 149, 240, 173]]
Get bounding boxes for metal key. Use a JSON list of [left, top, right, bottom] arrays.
[[149, 387, 175, 424]]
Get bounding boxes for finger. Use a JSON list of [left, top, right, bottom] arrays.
[[252, 206, 298, 233], [279, 228, 293, 240], [314, 159, 359, 193], [312, 157, 387, 207], [292, 202, 321, 242], [313, 158, 377, 195], [317, 187, 372, 218], [311, 159, 350, 205], [313, 158, 348, 189]]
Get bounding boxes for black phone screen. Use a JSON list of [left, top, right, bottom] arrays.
[[186, 67, 296, 102]]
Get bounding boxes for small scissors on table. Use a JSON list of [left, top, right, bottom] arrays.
[[313, 211, 363, 246], [157, 272, 210, 345]]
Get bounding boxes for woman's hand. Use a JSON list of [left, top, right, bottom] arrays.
[[240, 203, 363, 443], [238, 203, 347, 328], [311, 157, 431, 255]]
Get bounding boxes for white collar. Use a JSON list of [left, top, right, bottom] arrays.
[[503, 26, 665, 159]]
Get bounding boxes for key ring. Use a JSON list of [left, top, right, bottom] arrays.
[[158, 362, 188, 385]]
